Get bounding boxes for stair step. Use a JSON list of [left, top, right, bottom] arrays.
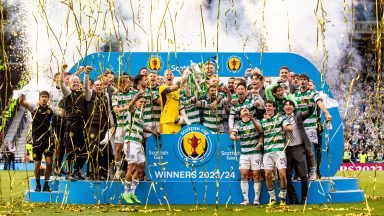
[[24, 190, 62, 203], [29, 176, 64, 191], [58, 180, 106, 204], [328, 177, 359, 191], [329, 190, 365, 203]]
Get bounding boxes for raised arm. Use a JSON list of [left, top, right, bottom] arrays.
[[300, 103, 315, 120], [84, 66, 92, 101], [265, 82, 278, 101], [18, 94, 31, 111], [60, 64, 71, 97], [127, 91, 144, 112], [316, 99, 332, 121]]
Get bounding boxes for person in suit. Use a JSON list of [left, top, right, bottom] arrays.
[[279, 66, 298, 94], [283, 99, 315, 204]]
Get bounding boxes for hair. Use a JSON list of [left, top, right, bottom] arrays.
[[39, 90, 50, 98], [298, 73, 310, 81], [239, 107, 249, 117], [272, 85, 283, 93], [139, 67, 148, 72], [119, 75, 131, 84], [251, 73, 264, 82], [280, 66, 291, 72], [104, 69, 114, 75], [134, 74, 146, 88], [64, 72, 71, 76], [236, 82, 247, 89], [208, 85, 218, 90], [228, 77, 236, 80], [235, 78, 247, 88], [136, 95, 145, 101], [284, 100, 296, 108], [97, 75, 103, 81], [265, 99, 276, 107]]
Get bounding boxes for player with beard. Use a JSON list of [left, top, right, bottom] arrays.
[[60, 66, 92, 180], [196, 85, 231, 133], [294, 74, 332, 179], [85, 79, 115, 180], [129, 74, 158, 141], [19, 91, 56, 191], [230, 108, 264, 205], [283, 100, 314, 204], [179, 82, 200, 126], [260, 100, 291, 206], [112, 75, 132, 179], [159, 70, 188, 134], [229, 83, 264, 132], [227, 77, 236, 95]]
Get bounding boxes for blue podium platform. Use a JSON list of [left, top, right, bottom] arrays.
[[25, 177, 364, 205]]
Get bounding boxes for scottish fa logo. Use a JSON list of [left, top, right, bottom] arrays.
[[148, 56, 162, 71], [226, 56, 242, 73], [176, 125, 216, 166], [181, 133, 207, 159]]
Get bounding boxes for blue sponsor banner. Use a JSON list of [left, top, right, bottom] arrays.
[[146, 124, 239, 182], [71, 52, 343, 177]]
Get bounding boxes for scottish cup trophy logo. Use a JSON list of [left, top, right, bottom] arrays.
[[182, 132, 207, 159]]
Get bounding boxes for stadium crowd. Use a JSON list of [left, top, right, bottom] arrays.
[[15, 60, 334, 206], [340, 52, 384, 163]]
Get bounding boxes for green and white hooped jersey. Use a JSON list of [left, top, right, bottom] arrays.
[[180, 91, 200, 124], [128, 89, 152, 125], [112, 91, 131, 127], [147, 85, 161, 124], [124, 108, 144, 144], [233, 120, 261, 155], [230, 96, 256, 122], [200, 99, 224, 133], [294, 89, 321, 129], [261, 113, 289, 154]]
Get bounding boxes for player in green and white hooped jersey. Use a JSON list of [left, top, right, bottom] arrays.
[[196, 85, 231, 133], [130, 74, 155, 139], [260, 100, 292, 206], [230, 108, 264, 205], [112, 75, 132, 179], [229, 82, 264, 132], [147, 71, 161, 131], [122, 93, 159, 205], [295, 73, 332, 180], [180, 86, 200, 125]]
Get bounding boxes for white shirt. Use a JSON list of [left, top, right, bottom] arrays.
[[285, 114, 303, 146]]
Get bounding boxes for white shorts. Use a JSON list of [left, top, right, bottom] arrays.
[[115, 126, 126, 144], [239, 154, 263, 171], [124, 141, 146, 165], [143, 122, 160, 139], [305, 127, 318, 144], [263, 151, 287, 170]]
